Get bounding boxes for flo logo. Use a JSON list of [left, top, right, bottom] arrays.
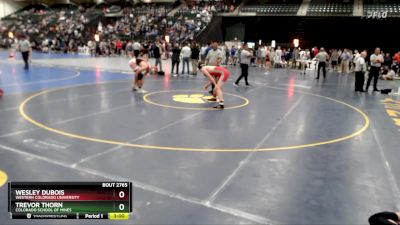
[[172, 94, 214, 104]]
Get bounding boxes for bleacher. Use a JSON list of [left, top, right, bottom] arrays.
[[364, 0, 400, 18], [307, 0, 353, 16], [240, 0, 301, 16]]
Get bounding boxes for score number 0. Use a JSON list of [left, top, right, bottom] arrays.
[[118, 191, 126, 211]]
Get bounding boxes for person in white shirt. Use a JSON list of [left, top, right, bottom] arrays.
[[366, 47, 384, 91], [200, 44, 208, 63], [260, 46, 267, 68], [315, 47, 329, 79], [274, 46, 282, 67], [18, 35, 31, 69], [299, 49, 309, 74], [181, 43, 192, 75], [133, 41, 141, 57], [355, 51, 367, 92]]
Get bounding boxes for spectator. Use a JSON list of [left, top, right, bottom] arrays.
[[384, 52, 392, 67], [205, 41, 222, 66], [316, 47, 329, 79], [230, 45, 238, 66], [381, 68, 395, 80], [200, 44, 208, 63], [331, 49, 339, 71], [190, 42, 200, 75], [181, 43, 191, 75], [133, 40, 141, 57], [153, 42, 163, 72], [18, 35, 31, 70], [354, 51, 367, 92], [116, 39, 123, 55], [340, 49, 351, 74], [171, 43, 181, 77], [224, 45, 230, 65]]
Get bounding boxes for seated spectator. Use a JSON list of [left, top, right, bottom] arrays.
[[381, 67, 396, 80]]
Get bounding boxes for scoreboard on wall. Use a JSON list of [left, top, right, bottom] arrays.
[[8, 182, 132, 220]]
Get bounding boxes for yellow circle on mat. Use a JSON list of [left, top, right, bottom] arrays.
[[19, 84, 370, 152], [0, 170, 8, 187], [144, 90, 249, 110]]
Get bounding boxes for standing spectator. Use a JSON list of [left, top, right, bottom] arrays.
[[205, 41, 222, 66], [393, 51, 400, 74], [316, 47, 329, 80], [116, 39, 123, 56], [18, 35, 31, 70], [141, 41, 150, 59], [190, 42, 200, 75], [224, 45, 230, 65], [230, 45, 238, 66], [354, 51, 367, 92], [171, 43, 181, 77], [200, 44, 208, 63], [153, 42, 162, 72], [366, 47, 384, 92], [205, 41, 222, 93], [181, 43, 191, 75], [256, 47, 262, 67], [331, 49, 339, 71], [291, 48, 299, 69], [352, 50, 360, 72], [133, 40, 141, 57], [383, 53, 392, 68], [274, 46, 283, 67], [126, 41, 134, 58], [340, 49, 351, 74], [393, 51, 400, 65], [234, 43, 251, 86], [300, 49, 310, 74], [260, 46, 267, 68]]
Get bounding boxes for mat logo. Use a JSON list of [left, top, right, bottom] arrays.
[[381, 98, 400, 127], [172, 94, 214, 104], [0, 170, 7, 188]]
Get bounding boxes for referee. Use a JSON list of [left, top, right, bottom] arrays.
[[234, 43, 251, 86]]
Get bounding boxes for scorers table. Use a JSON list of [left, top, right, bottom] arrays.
[[8, 182, 132, 220]]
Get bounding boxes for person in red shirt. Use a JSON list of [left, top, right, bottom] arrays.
[[116, 40, 123, 56], [393, 51, 400, 64], [198, 64, 230, 109], [0, 88, 3, 97]]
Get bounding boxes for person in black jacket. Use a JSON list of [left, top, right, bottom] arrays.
[[369, 211, 400, 225], [171, 43, 181, 77], [153, 42, 162, 72], [190, 42, 200, 75]]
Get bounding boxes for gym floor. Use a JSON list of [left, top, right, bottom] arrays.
[[1, 50, 400, 224]]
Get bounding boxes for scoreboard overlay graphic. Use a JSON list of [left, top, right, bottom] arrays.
[[8, 182, 132, 220]]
